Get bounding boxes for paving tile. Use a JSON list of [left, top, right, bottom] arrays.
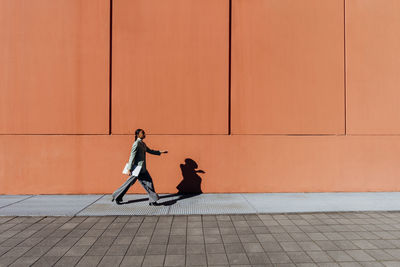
[[298, 241, 322, 251], [261, 241, 283, 252], [243, 242, 264, 253], [167, 244, 186, 255], [203, 228, 220, 235], [106, 244, 129, 256], [164, 254, 185, 266], [205, 243, 225, 254], [171, 228, 187, 235], [97, 255, 124, 267], [223, 243, 245, 253], [169, 235, 186, 244], [64, 245, 91, 256], [1, 246, 30, 257], [227, 253, 250, 265], [307, 232, 328, 241], [246, 252, 271, 264], [54, 256, 81, 266], [219, 228, 236, 235], [306, 251, 334, 262], [279, 241, 303, 252], [221, 235, 240, 243], [126, 244, 148, 256], [146, 244, 167, 255], [287, 251, 313, 263], [186, 244, 205, 254], [86, 245, 109, 256], [187, 228, 203, 236], [0, 256, 18, 266], [185, 254, 206, 266], [334, 240, 359, 250], [326, 250, 354, 262], [364, 250, 396, 261], [207, 253, 228, 265], [346, 250, 377, 262], [31, 256, 61, 267], [266, 251, 292, 264], [151, 235, 169, 244], [119, 255, 144, 267], [384, 249, 400, 259], [369, 240, 397, 249], [238, 234, 258, 243], [256, 233, 275, 242], [290, 233, 312, 242], [9, 256, 40, 267], [273, 233, 295, 242], [23, 246, 51, 257], [75, 255, 103, 267], [381, 261, 400, 267], [186, 235, 204, 244], [338, 263, 363, 267], [204, 235, 222, 244], [359, 262, 384, 267], [315, 240, 341, 251], [352, 240, 379, 250]]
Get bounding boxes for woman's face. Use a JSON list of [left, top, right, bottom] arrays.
[[138, 130, 146, 139]]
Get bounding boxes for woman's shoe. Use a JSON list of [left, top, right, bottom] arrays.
[[149, 202, 158, 206]]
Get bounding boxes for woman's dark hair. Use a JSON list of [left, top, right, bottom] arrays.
[[134, 128, 144, 140]]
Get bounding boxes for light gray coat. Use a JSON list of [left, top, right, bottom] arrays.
[[127, 138, 161, 173]]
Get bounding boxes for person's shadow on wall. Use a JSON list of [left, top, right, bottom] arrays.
[[177, 158, 204, 195], [124, 158, 204, 206], [160, 158, 205, 206]]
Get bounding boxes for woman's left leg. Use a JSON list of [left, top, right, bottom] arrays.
[[137, 170, 159, 203]]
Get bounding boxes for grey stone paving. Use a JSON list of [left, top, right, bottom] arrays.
[[1, 212, 400, 266], [2, 193, 400, 216]]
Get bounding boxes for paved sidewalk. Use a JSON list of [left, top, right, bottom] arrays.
[[1, 212, 400, 266], [1, 193, 400, 216]]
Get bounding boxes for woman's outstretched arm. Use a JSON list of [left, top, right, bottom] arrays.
[[145, 143, 161, 155]]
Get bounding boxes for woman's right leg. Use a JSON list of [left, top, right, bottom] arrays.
[[137, 171, 159, 203]]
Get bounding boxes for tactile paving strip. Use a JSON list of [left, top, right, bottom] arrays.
[[168, 193, 256, 215], [0, 195, 102, 216], [77, 194, 170, 216]]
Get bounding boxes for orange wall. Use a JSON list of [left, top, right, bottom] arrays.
[[232, 0, 345, 134], [1, 0, 400, 194], [346, 0, 400, 134], [1, 135, 400, 194], [0, 0, 109, 134], [112, 0, 229, 134]]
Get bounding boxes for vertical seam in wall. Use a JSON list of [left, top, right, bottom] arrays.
[[109, 0, 113, 135], [228, 0, 232, 135], [344, 0, 347, 135]]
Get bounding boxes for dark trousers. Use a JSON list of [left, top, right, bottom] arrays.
[[112, 170, 159, 203]]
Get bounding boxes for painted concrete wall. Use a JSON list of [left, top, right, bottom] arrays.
[[1, 0, 400, 194]]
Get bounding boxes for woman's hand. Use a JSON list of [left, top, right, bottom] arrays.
[[160, 150, 168, 154]]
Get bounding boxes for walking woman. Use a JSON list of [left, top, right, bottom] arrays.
[[112, 129, 168, 205]]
